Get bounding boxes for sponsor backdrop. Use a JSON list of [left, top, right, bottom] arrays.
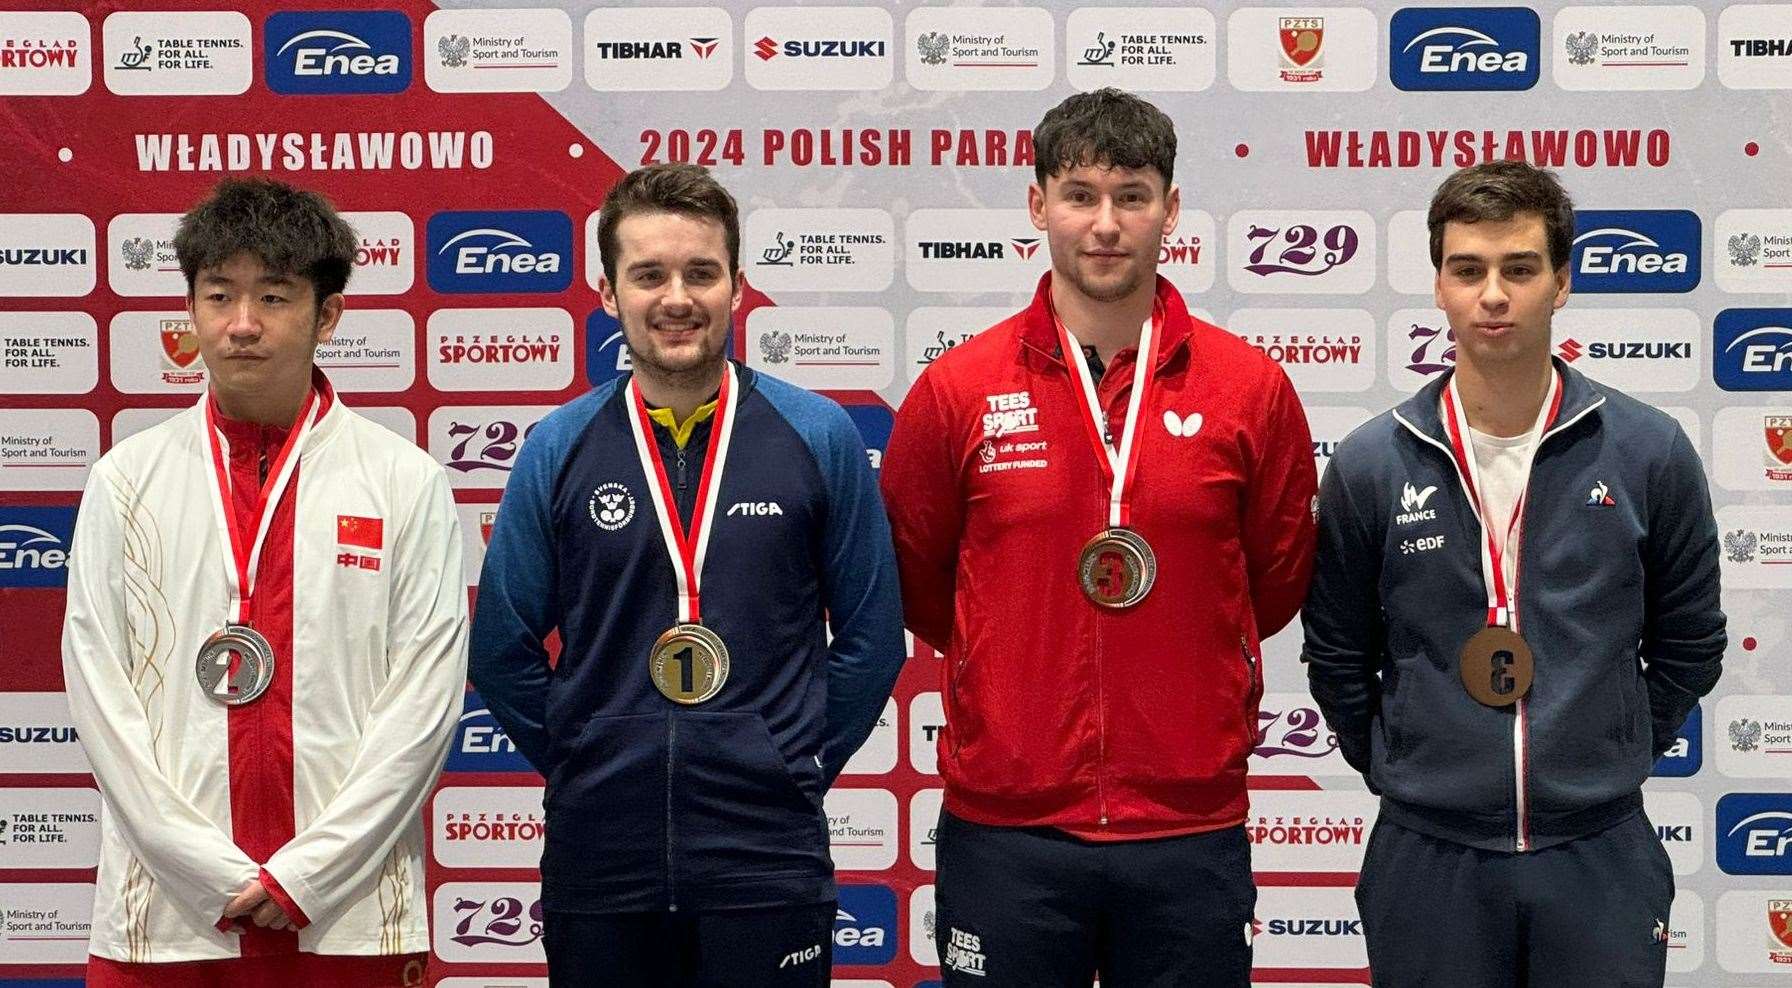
[[0, 0, 1786, 984]]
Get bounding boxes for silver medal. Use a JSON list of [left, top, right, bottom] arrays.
[[195, 624, 276, 705]]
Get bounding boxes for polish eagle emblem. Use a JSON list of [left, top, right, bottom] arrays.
[[121, 237, 154, 271], [439, 34, 471, 68], [1729, 232, 1763, 267], [1565, 31, 1598, 66], [1730, 718, 1764, 753], [917, 31, 949, 66], [758, 330, 793, 365], [1724, 529, 1758, 564]]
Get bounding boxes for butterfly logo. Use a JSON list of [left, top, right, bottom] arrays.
[[1162, 410, 1203, 438]]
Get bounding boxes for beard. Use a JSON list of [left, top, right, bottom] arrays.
[[1061, 253, 1147, 303], [622, 316, 729, 389]]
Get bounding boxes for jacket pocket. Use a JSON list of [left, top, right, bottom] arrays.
[[675, 712, 828, 887], [1240, 634, 1265, 745], [540, 713, 666, 890]]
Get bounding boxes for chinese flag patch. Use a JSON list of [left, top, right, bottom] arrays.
[[337, 515, 383, 549]]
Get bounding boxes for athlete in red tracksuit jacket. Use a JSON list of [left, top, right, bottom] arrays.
[[881, 88, 1317, 987]]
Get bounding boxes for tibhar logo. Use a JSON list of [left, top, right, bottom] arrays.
[[689, 37, 720, 60], [1395, 482, 1437, 524], [277, 29, 401, 77], [727, 502, 784, 517], [1403, 27, 1529, 75], [438, 228, 561, 276], [1574, 227, 1689, 277], [588, 482, 636, 532], [1586, 481, 1615, 506], [1010, 238, 1041, 260], [1163, 410, 1202, 438]]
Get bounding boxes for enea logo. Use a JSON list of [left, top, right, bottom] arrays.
[[1715, 309, 1792, 391], [833, 884, 897, 965], [844, 402, 893, 474], [445, 690, 536, 773], [0, 506, 75, 588], [584, 309, 632, 387], [1569, 210, 1701, 294], [1717, 793, 1792, 875], [265, 11, 412, 95], [1654, 703, 1701, 777], [427, 211, 573, 294], [1390, 7, 1540, 91]]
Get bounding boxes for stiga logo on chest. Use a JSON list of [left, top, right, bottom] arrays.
[[980, 390, 1038, 437], [726, 501, 783, 516]]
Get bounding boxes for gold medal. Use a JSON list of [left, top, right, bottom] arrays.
[[1459, 625, 1533, 707], [195, 623, 277, 705], [1077, 527, 1157, 608], [650, 623, 730, 705]]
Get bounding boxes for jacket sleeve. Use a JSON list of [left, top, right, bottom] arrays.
[[1300, 450, 1385, 777], [261, 467, 468, 927], [466, 415, 562, 774], [1240, 366, 1319, 639], [816, 405, 908, 785], [60, 459, 262, 933], [879, 370, 963, 654], [1640, 425, 1726, 757]]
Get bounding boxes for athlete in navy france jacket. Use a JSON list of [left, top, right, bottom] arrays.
[[469, 363, 906, 914], [1303, 360, 1725, 853]]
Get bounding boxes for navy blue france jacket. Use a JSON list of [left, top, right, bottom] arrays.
[[1302, 360, 1725, 853]]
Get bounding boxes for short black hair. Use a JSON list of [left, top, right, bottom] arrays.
[[1428, 160, 1576, 271], [597, 162, 740, 284], [174, 178, 357, 306], [1033, 88, 1177, 190]]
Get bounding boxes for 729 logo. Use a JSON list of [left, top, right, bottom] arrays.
[[429, 406, 554, 489], [451, 893, 544, 948], [1244, 223, 1360, 277]]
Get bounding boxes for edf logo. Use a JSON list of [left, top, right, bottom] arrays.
[[1713, 308, 1792, 391], [1390, 8, 1539, 91], [265, 11, 412, 95], [428, 211, 573, 294], [445, 690, 537, 773], [1717, 793, 1792, 875], [0, 507, 76, 588], [1569, 210, 1701, 294], [1653, 704, 1701, 777], [832, 884, 897, 965]]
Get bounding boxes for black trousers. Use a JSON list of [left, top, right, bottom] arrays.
[[935, 810, 1256, 987], [542, 901, 836, 987], [1357, 812, 1673, 987]]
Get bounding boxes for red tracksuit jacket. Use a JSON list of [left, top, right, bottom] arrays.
[[881, 273, 1317, 838]]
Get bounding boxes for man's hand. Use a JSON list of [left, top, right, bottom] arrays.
[[222, 879, 294, 931]]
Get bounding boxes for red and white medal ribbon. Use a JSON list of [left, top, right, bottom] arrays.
[[625, 362, 738, 625], [1055, 304, 1162, 529], [198, 389, 321, 626], [1440, 370, 1563, 632]]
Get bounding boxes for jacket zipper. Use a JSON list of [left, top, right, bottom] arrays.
[[666, 717, 678, 911], [675, 446, 688, 495], [1392, 397, 1603, 854]]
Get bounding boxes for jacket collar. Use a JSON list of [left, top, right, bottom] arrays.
[[1016, 271, 1193, 372], [1393, 356, 1604, 446]]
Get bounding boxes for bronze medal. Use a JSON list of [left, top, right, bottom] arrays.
[[650, 623, 730, 705], [1077, 527, 1157, 608], [1459, 625, 1533, 707], [195, 623, 277, 705]]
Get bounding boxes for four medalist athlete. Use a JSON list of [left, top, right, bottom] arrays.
[[1303, 161, 1726, 987], [469, 163, 906, 985], [61, 179, 468, 986], [881, 89, 1318, 986]]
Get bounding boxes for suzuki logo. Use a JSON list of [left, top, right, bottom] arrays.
[[1557, 338, 1584, 361], [755, 36, 779, 60]]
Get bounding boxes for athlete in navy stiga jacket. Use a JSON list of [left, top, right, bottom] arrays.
[[469, 362, 906, 914]]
